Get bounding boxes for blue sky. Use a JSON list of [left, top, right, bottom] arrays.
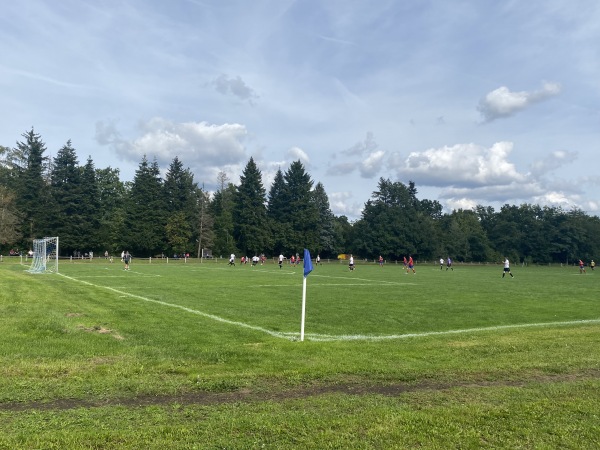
[[2, 0, 599, 220]]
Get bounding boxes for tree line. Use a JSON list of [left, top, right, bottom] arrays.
[[1, 129, 599, 264]]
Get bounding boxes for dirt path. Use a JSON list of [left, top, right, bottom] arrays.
[[2, 370, 598, 412]]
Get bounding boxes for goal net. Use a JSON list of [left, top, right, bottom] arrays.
[[27, 236, 59, 274]]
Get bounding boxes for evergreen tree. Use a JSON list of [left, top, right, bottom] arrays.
[[281, 160, 319, 252], [49, 140, 83, 255], [209, 172, 237, 257], [166, 211, 192, 256], [79, 156, 102, 254], [96, 167, 126, 255], [312, 182, 336, 257], [267, 168, 286, 221], [266, 168, 291, 253], [13, 129, 52, 240], [125, 156, 167, 256], [164, 156, 198, 254], [232, 157, 270, 256], [164, 157, 197, 215]]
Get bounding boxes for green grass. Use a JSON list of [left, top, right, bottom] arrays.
[[1, 257, 599, 448]]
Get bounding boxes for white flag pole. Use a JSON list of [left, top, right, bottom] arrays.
[[300, 276, 307, 341]]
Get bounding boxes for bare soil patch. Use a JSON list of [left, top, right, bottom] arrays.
[[1, 370, 598, 413]]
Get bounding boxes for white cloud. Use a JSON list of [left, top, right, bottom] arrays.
[[286, 146, 310, 166], [477, 82, 561, 122], [328, 191, 363, 219], [397, 142, 525, 187], [97, 118, 248, 186], [444, 197, 478, 211], [533, 191, 579, 207], [359, 150, 386, 178]]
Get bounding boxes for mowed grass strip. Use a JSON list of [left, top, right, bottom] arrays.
[[1, 258, 599, 447]]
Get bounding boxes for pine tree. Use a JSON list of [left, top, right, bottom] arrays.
[[166, 211, 192, 257], [233, 157, 270, 256], [125, 156, 167, 256], [164, 157, 197, 214], [210, 172, 237, 257], [282, 160, 319, 252], [49, 140, 83, 255], [163, 156, 198, 255], [312, 182, 336, 257], [79, 156, 102, 254], [266, 168, 291, 253], [96, 167, 126, 255], [13, 129, 52, 239]]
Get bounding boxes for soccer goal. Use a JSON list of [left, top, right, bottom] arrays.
[[27, 236, 59, 274]]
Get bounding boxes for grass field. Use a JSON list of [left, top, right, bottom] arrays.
[[1, 256, 599, 448]]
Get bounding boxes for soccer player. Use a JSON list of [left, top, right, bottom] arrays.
[[439, 257, 444, 270], [278, 253, 284, 269], [579, 259, 586, 274], [446, 257, 453, 271], [228, 253, 236, 266], [407, 255, 415, 274], [591, 260, 596, 271], [349, 254, 355, 271], [123, 251, 131, 270], [316, 254, 321, 266], [502, 257, 514, 278], [379, 255, 384, 267], [403, 256, 408, 270]]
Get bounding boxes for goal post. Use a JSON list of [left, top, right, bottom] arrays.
[[27, 237, 59, 274]]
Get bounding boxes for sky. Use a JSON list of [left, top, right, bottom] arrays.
[[2, 0, 599, 220]]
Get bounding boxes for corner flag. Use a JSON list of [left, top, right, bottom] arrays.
[[303, 248, 313, 278], [300, 248, 313, 341]]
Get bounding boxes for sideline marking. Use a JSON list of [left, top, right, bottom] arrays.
[[58, 273, 296, 341], [58, 273, 600, 343], [298, 319, 600, 342]]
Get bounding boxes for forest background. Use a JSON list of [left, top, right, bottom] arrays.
[[1, 129, 599, 265]]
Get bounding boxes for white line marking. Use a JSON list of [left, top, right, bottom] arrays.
[[246, 283, 416, 288], [310, 274, 405, 285], [58, 273, 296, 341], [58, 273, 600, 342], [298, 319, 600, 342]]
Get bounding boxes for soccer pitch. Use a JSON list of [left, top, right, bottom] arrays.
[[2, 258, 600, 447], [55, 258, 600, 343]]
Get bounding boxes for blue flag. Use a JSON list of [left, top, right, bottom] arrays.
[[303, 249, 313, 278]]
